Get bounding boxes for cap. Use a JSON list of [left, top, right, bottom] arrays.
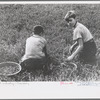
[[64, 10, 76, 21]]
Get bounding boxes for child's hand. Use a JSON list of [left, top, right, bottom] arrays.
[[66, 55, 74, 62]]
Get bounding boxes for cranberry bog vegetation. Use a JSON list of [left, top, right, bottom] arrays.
[[0, 4, 100, 81]]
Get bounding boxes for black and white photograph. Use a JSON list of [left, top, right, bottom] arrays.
[[0, 2, 100, 82], [0, 1, 100, 99]]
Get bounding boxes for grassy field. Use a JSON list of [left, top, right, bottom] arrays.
[[0, 4, 100, 81]]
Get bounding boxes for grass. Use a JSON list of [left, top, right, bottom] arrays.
[[1, 56, 100, 82], [0, 4, 100, 81]]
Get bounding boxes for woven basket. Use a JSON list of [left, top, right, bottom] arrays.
[[0, 61, 21, 76], [61, 62, 77, 70]]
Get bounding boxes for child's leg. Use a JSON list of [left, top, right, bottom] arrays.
[[20, 58, 46, 71], [79, 40, 97, 64]]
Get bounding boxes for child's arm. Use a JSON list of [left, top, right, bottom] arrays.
[[43, 46, 48, 57], [66, 38, 83, 61], [72, 38, 83, 57], [69, 41, 78, 54]]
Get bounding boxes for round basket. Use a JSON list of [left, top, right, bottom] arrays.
[[0, 61, 21, 76], [61, 62, 77, 70]]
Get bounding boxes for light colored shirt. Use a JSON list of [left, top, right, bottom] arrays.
[[73, 22, 93, 42], [22, 34, 47, 61]]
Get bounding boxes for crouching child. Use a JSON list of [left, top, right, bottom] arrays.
[[64, 10, 97, 65], [20, 25, 49, 72]]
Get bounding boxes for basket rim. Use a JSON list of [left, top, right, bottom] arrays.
[[61, 62, 77, 69], [0, 61, 21, 76], [0, 61, 20, 65]]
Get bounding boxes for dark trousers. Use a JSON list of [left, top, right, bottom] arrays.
[[20, 57, 47, 71], [79, 39, 97, 64]]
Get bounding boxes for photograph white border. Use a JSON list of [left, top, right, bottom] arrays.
[[0, 1, 100, 99], [0, 1, 100, 4], [0, 81, 100, 99]]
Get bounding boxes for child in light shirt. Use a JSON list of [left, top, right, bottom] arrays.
[[20, 25, 48, 71], [64, 10, 97, 64]]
